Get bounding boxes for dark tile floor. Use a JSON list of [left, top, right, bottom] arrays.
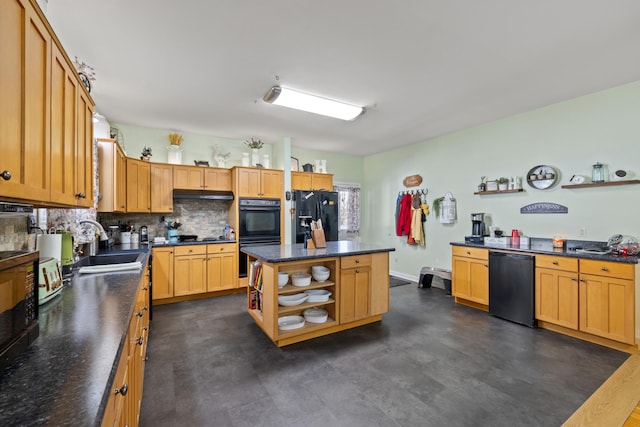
[[139, 284, 628, 427]]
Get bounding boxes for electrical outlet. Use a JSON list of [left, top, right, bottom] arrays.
[[578, 226, 586, 237]]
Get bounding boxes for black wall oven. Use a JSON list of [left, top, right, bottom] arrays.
[[238, 198, 281, 277], [0, 251, 39, 371]]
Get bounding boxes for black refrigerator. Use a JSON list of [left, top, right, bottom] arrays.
[[291, 190, 339, 244]]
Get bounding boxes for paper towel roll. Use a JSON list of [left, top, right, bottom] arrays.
[[36, 234, 62, 263]]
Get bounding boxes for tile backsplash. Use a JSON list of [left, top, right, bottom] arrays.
[[98, 199, 232, 240], [0, 216, 31, 251]]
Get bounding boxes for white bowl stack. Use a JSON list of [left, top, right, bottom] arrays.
[[311, 265, 330, 282], [303, 308, 328, 324]]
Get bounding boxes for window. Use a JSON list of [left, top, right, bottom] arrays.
[[334, 184, 360, 235]]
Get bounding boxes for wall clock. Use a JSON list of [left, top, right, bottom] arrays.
[[526, 165, 558, 190]]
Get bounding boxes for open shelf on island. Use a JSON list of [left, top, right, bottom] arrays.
[[278, 280, 335, 295], [276, 317, 338, 339], [278, 298, 335, 315]]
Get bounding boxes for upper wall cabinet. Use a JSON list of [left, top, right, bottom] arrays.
[[233, 167, 283, 198], [126, 158, 150, 213], [0, 0, 94, 207], [173, 165, 231, 191], [291, 172, 334, 191], [97, 139, 127, 213]]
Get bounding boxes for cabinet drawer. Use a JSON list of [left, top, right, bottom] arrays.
[[536, 255, 578, 271], [174, 245, 207, 256], [451, 246, 488, 260], [341, 254, 372, 269], [580, 259, 634, 280], [207, 243, 236, 254]]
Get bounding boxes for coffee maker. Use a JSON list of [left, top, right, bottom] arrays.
[[465, 213, 486, 243]]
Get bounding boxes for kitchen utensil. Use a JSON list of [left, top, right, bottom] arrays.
[[278, 315, 305, 330], [291, 273, 312, 286], [303, 308, 328, 323], [278, 272, 289, 287]]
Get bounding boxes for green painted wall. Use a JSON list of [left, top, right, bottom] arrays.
[[363, 80, 640, 277]]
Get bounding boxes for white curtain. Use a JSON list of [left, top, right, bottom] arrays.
[[334, 184, 360, 235]]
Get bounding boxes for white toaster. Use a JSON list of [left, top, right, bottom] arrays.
[[39, 257, 64, 305]]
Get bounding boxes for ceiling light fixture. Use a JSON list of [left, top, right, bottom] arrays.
[[263, 86, 364, 121]]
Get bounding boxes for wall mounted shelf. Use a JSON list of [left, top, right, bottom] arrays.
[[560, 179, 640, 189], [474, 189, 524, 195]]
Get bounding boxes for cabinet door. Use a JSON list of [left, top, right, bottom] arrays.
[[76, 90, 94, 207], [152, 248, 173, 300], [291, 172, 312, 190], [204, 168, 231, 191], [370, 252, 390, 316], [579, 274, 635, 344], [452, 255, 488, 305], [173, 165, 204, 190], [97, 140, 127, 212], [126, 158, 150, 212], [150, 163, 174, 213], [236, 167, 261, 197], [260, 170, 284, 198], [49, 43, 78, 206], [207, 245, 238, 291], [535, 267, 579, 329], [340, 267, 370, 323], [0, 0, 51, 202], [174, 255, 207, 296], [115, 145, 127, 211], [312, 173, 333, 190]]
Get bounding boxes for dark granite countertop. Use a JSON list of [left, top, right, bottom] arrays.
[[240, 241, 395, 263], [0, 250, 150, 426], [451, 238, 639, 264], [150, 239, 236, 248]]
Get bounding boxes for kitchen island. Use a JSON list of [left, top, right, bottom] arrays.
[[241, 241, 395, 347]]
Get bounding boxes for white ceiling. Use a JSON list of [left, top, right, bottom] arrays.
[[46, 0, 640, 156]]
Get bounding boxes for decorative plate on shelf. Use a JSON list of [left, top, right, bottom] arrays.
[[526, 165, 558, 190]]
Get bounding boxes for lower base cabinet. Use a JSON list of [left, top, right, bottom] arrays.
[[152, 243, 238, 302], [451, 246, 488, 307], [102, 265, 149, 427]]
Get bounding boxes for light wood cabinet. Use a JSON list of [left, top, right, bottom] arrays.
[[126, 158, 150, 213], [151, 247, 174, 300], [150, 163, 174, 213], [49, 42, 78, 206], [451, 246, 488, 307], [206, 243, 238, 291], [1, 0, 51, 202], [535, 255, 579, 330], [173, 245, 207, 296], [1, 0, 94, 207], [291, 172, 334, 190], [234, 167, 283, 198], [579, 259, 635, 345], [102, 264, 149, 427], [173, 165, 231, 191], [340, 254, 372, 323], [76, 90, 94, 207], [97, 139, 127, 212]]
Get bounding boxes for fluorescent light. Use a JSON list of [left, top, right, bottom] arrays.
[[263, 86, 364, 121]]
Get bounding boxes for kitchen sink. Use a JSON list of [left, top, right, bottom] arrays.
[[74, 252, 146, 274]]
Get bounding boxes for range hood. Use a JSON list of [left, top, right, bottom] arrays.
[[172, 189, 234, 201]]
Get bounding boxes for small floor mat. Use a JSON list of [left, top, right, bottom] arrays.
[[389, 276, 412, 288]]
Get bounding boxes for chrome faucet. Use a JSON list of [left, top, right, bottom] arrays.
[[79, 219, 109, 241]]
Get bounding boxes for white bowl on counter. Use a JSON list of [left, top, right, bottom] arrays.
[[303, 308, 328, 324], [278, 272, 289, 288], [278, 294, 308, 306], [278, 315, 305, 330], [303, 289, 332, 302], [291, 273, 312, 287]]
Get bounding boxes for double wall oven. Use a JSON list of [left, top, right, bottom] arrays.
[[238, 198, 281, 277]]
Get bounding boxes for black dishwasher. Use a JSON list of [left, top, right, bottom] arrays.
[[488, 251, 536, 328]]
